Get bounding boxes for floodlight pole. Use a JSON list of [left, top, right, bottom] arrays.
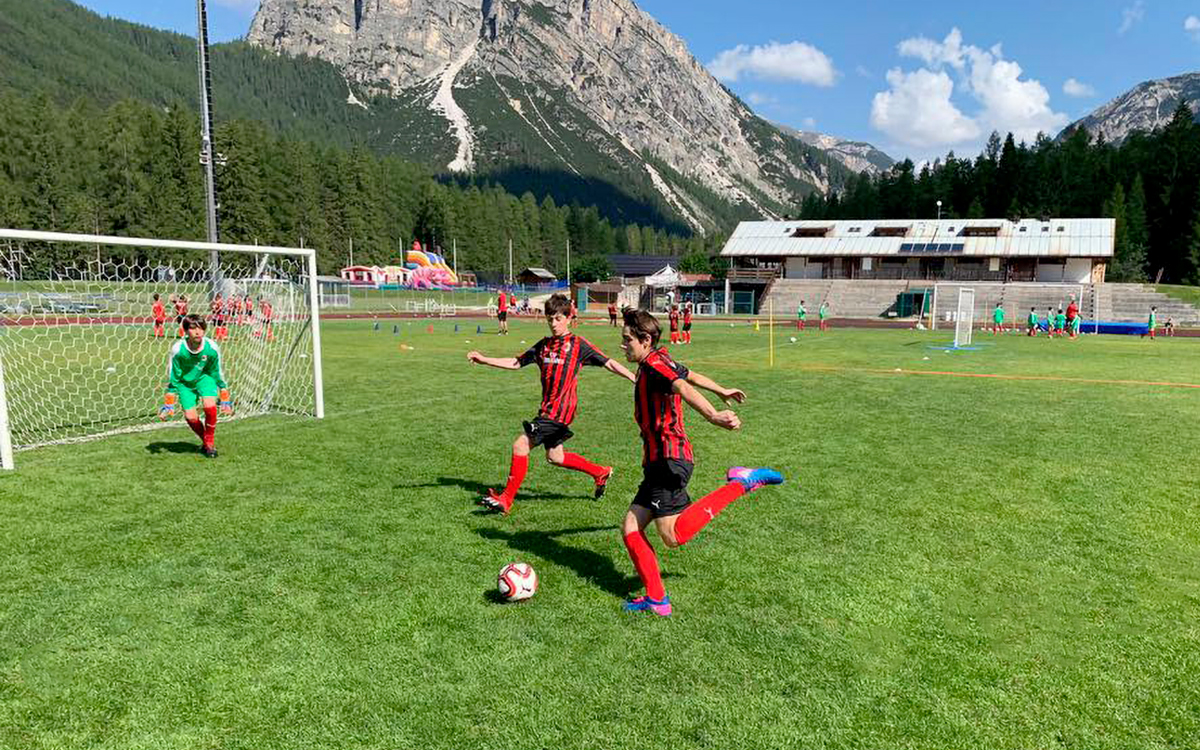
[[196, 0, 221, 297]]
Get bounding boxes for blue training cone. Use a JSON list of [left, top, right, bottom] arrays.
[[373, 321, 380, 331], [477, 325, 482, 334], [455, 324, 459, 333], [393, 325, 399, 334]]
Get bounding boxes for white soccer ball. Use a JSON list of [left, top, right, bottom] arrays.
[[498, 562, 538, 602], [789, 336, 797, 343], [104, 366, 116, 374]]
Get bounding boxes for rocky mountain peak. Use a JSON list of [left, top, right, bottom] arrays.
[[249, 0, 884, 230]]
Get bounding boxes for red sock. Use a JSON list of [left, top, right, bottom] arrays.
[[623, 530, 665, 600], [501, 451, 529, 500], [186, 417, 205, 441], [203, 405, 218, 448], [673, 482, 746, 546], [560, 451, 607, 479]]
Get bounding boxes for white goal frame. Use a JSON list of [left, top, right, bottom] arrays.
[[0, 228, 325, 470], [930, 282, 1086, 331], [954, 288, 975, 349]]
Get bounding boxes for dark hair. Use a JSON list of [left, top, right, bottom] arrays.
[[622, 308, 661, 348], [545, 293, 572, 318], [181, 314, 208, 332], [153, 293, 160, 301]]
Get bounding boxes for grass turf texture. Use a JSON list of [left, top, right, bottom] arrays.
[[2, 320, 1199, 749]]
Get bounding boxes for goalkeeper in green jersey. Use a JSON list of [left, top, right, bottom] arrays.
[[159, 314, 233, 457]]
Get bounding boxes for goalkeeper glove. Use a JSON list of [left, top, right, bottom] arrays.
[[219, 388, 233, 415], [159, 392, 177, 420]]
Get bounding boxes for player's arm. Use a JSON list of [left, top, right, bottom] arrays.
[[206, 346, 234, 414], [160, 349, 180, 419], [602, 358, 636, 383], [672, 378, 740, 431], [685, 369, 745, 404], [466, 351, 521, 370]]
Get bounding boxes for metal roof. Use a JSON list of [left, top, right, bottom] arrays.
[[720, 219, 1114, 258]]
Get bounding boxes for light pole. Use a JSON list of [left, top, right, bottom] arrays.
[[936, 200, 943, 221]]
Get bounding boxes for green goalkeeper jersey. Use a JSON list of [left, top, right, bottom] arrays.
[[1028, 311, 1038, 326], [1055, 313, 1067, 329], [993, 307, 1005, 323], [1149, 312, 1157, 329], [167, 337, 227, 392]]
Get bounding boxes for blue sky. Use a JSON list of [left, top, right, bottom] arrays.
[[77, 0, 1200, 163]]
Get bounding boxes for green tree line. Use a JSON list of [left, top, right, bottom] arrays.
[[0, 92, 729, 281], [798, 102, 1200, 284]]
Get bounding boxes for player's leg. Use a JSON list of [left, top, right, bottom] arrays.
[[664, 466, 786, 547], [177, 387, 207, 445], [546, 441, 612, 498], [484, 432, 532, 513], [196, 377, 221, 456], [622, 504, 671, 615]]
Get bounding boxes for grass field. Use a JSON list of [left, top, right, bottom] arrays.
[[2, 319, 1199, 749]]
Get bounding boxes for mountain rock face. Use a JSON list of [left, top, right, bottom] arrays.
[[248, 0, 869, 230], [774, 124, 894, 175], [1061, 72, 1200, 143]]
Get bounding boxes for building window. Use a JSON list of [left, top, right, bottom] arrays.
[[1019, 226, 1027, 232]]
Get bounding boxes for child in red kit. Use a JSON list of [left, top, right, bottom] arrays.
[[617, 309, 784, 616], [467, 294, 637, 514]]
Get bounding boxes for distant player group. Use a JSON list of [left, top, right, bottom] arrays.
[[987, 298, 1171, 339], [468, 293, 784, 616]]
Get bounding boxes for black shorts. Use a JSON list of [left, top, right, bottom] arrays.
[[523, 417, 573, 449], [683, 322, 691, 331], [498, 310, 508, 322], [633, 459, 693, 517]]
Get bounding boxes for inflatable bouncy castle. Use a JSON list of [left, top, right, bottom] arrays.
[[405, 240, 459, 289]]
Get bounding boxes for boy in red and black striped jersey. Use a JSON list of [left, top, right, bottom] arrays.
[[668, 305, 680, 345], [681, 301, 693, 344], [617, 309, 784, 616], [467, 294, 637, 514]]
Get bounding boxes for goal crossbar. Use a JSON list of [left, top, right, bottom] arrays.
[[0, 229, 325, 470]]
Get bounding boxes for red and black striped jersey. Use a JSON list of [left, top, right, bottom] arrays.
[[498, 293, 508, 312], [635, 348, 693, 465], [516, 334, 609, 425], [683, 306, 692, 325], [668, 310, 680, 330]]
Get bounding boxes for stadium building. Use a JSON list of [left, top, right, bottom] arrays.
[[721, 218, 1114, 284]]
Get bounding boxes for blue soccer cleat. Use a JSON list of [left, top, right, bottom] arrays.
[[623, 595, 672, 616], [727, 466, 785, 492]]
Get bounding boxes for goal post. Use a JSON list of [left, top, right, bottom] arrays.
[[0, 228, 324, 470], [954, 288, 975, 349]]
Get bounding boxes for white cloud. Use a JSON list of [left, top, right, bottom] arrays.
[[1119, 1, 1146, 34], [1063, 78, 1096, 97], [708, 41, 837, 86], [898, 27, 967, 69], [870, 68, 979, 149], [871, 28, 1067, 150], [1186, 15, 1200, 41], [745, 92, 778, 107]]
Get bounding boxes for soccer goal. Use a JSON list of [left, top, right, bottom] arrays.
[[954, 287, 975, 348], [0, 228, 325, 470]]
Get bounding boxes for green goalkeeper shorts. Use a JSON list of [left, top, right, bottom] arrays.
[[174, 376, 220, 411]]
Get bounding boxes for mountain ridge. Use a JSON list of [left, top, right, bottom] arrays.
[[247, 0, 880, 230], [1060, 71, 1200, 143]]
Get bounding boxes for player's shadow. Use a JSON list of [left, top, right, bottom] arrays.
[[396, 476, 579, 502], [477, 525, 660, 598], [145, 441, 201, 455]]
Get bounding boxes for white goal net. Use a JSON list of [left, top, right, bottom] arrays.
[[0, 229, 325, 470], [954, 288, 975, 349]]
